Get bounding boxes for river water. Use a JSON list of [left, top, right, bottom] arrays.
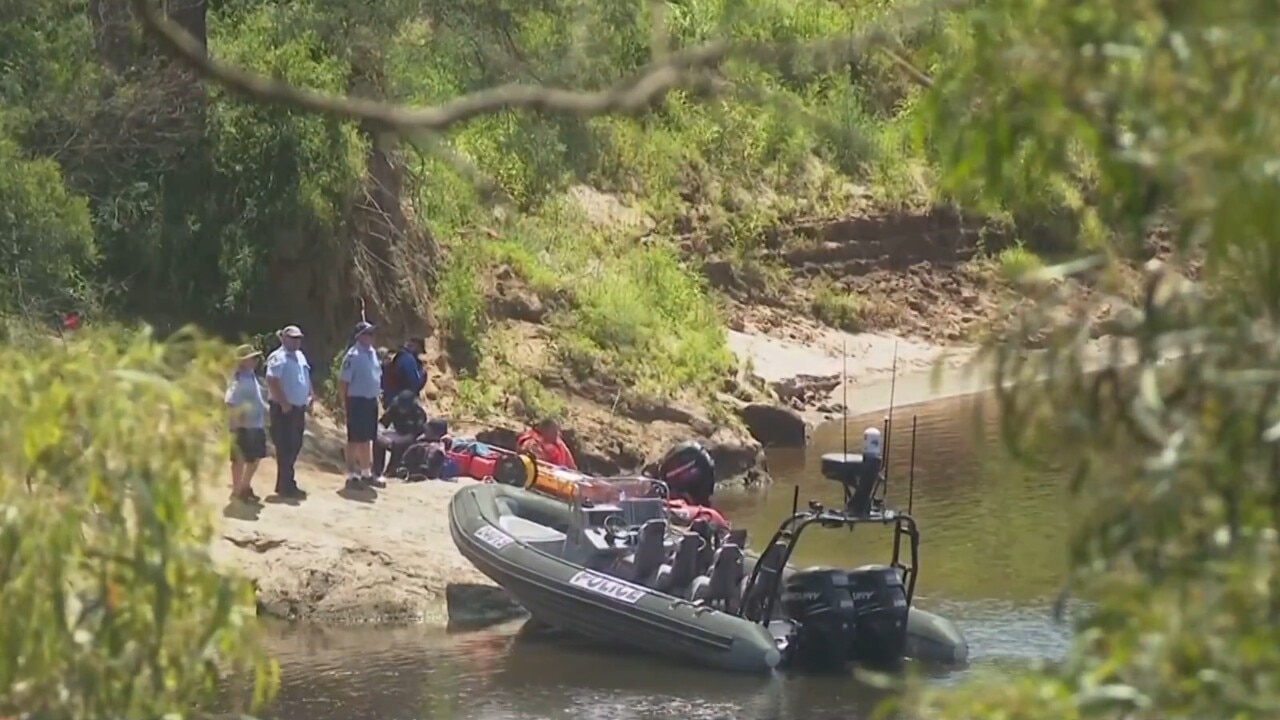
[[254, 392, 1072, 720]]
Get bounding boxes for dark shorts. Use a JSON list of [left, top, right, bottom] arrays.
[[346, 396, 379, 443], [232, 427, 268, 463]]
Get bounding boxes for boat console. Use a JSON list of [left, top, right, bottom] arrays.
[[733, 427, 924, 672]]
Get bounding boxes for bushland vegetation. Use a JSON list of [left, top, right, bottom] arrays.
[[0, 327, 278, 718], [2, 0, 1083, 417]]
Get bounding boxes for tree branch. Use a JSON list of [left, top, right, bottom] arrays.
[[128, 0, 956, 133]]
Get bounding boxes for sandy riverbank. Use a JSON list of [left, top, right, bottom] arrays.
[[213, 328, 982, 625]]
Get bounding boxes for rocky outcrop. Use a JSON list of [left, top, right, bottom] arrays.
[[738, 403, 809, 447], [445, 583, 527, 629], [213, 460, 491, 624]]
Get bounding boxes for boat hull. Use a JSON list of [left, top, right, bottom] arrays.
[[448, 483, 967, 672], [449, 483, 781, 673]]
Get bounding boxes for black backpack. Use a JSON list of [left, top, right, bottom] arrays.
[[397, 440, 447, 482]]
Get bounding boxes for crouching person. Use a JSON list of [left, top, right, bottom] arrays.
[[397, 418, 451, 481], [375, 390, 428, 478]]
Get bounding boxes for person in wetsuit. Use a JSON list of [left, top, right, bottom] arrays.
[[373, 390, 429, 478]]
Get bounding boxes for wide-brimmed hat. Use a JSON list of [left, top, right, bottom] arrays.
[[279, 325, 304, 339], [353, 320, 376, 338], [235, 344, 262, 361]]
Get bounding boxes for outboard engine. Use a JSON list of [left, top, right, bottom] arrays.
[[781, 564, 909, 672], [819, 427, 883, 516], [656, 441, 716, 506]]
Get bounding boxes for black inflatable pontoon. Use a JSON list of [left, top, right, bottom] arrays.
[[449, 439, 968, 674]]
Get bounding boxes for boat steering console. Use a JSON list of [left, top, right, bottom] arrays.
[[737, 427, 922, 673]]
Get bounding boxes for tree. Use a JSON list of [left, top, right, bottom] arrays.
[[912, 0, 1280, 717], [128, 0, 1280, 716], [0, 327, 278, 719]]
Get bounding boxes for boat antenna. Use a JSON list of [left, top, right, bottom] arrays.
[[791, 484, 799, 518], [882, 341, 900, 494], [908, 414, 919, 514], [841, 337, 849, 457]]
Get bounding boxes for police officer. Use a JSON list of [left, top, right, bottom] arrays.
[[340, 321, 383, 490], [265, 324, 313, 499]]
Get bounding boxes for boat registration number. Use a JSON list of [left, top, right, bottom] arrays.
[[474, 526, 515, 550], [568, 571, 647, 604]]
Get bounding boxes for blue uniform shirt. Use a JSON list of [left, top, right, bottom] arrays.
[[266, 347, 313, 407], [340, 344, 382, 399]]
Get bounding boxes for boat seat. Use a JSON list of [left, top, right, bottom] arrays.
[[497, 515, 568, 554], [689, 544, 744, 612], [628, 518, 668, 585], [687, 518, 716, 576], [740, 541, 789, 622], [654, 531, 702, 594]]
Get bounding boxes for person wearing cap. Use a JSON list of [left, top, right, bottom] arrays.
[[265, 324, 313, 499], [339, 321, 383, 489], [226, 344, 269, 502]]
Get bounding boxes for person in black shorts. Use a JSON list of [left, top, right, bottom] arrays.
[[339, 321, 384, 490], [226, 344, 270, 502]]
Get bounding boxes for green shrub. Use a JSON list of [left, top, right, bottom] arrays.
[[810, 277, 864, 332], [0, 325, 277, 718]]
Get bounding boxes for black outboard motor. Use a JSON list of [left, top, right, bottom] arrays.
[[656, 441, 716, 506], [780, 569, 857, 673], [819, 427, 884, 516], [781, 564, 909, 672]]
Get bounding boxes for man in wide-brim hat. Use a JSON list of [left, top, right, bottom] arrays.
[[226, 344, 268, 502]]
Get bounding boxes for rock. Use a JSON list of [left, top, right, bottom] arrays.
[[475, 426, 520, 451], [707, 441, 766, 480], [489, 283, 547, 323], [738, 403, 809, 448], [445, 583, 528, 630]]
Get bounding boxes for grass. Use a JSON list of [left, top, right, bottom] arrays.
[[810, 277, 865, 332], [377, 0, 968, 420]]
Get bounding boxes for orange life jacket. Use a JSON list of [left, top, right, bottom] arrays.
[[516, 429, 577, 470]]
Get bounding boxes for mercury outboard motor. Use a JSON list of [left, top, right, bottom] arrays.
[[656, 441, 716, 506], [781, 564, 909, 672], [819, 427, 883, 516]]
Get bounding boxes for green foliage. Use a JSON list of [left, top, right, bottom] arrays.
[[0, 136, 98, 315], [376, 0, 946, 402], [435, 242, 490, 367], [993, 243, 1044, 282], [1, 0, 963, 409], [809, 277, 864, 332], [914, 0, 1280, 718], [0, 326, 277, 719]]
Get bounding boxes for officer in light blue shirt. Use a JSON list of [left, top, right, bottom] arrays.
[[265, 325, 313, 498], [340, 321, 383, 489]]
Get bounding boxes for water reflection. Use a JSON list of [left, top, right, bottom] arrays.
[[253, 392, 1073, 720], [719, 392, 1070, 604]]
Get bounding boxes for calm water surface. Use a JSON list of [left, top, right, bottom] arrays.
[[255, 393, 1072, 720]]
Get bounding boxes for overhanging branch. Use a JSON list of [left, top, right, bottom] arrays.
[[128, 0, 949, 133]]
